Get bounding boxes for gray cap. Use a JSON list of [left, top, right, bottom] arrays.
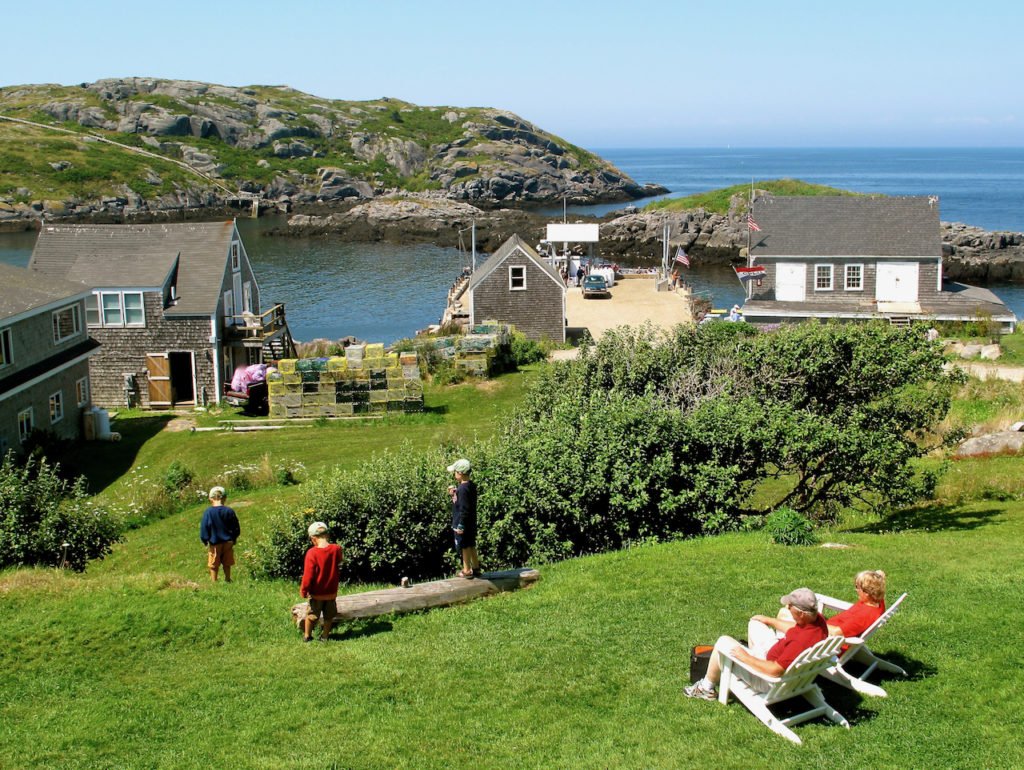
[[208, 486, 226, 500], [307, 521, 329, 537], [446, 458, 471, 474], [780, 587, 818, 614]]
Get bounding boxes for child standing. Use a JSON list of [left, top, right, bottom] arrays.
[[300, 521, 344, 642], [447, 458, 481, 579]]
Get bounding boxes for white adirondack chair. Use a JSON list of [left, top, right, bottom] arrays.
[[718, 635, 849, 746], [816, 591, 909, 698]]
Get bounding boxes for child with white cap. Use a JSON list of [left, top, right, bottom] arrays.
[[300, 521, 344, 642], [447, 458, 481, 579]]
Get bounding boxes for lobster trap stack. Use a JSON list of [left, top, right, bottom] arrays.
[[267, 343, 424, 419], [428, 322, 513, 376]]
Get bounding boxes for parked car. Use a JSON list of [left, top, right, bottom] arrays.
[[582, 274, 609, 298]]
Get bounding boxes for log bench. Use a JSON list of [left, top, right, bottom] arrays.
[[290, 568, 540, 628]]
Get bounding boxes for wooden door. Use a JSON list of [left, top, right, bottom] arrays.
[[146, 353, 172, 406], [775, 263, 807, 302], [875, 262, 919, 303]]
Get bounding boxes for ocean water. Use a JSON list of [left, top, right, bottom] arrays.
[[2, 148, 1022, 340], [560, 147, 1024, 234]]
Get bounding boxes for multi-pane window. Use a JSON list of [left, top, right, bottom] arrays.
[[87, 292, 145, 327], [49, 391, 64, 424], [845, 264, 864, 291], [509, 265, 527, 290], [52, 304, 81, 343], [231, 242, 241, 271], [0, 327, 11, 367], [76, 376, 90, 407], [18, 407, 33, 442], [815, 264, 833, 291]]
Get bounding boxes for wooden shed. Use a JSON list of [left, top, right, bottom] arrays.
[[468, 234, 565, 342]]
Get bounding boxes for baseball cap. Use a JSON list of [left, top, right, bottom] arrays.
[[307, 521, 329, 537], [208, 486, 226, 500], [446, 459, 471, 474], [780, 587, 818, 614]]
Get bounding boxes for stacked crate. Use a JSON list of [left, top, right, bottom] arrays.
[[427, 321, 512, 377], [267, 344, 425, 419]]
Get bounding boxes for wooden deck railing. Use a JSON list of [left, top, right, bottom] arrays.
[[226, 304, 288, 340]]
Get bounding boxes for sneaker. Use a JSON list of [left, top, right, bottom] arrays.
[[683, 682, 717, 700], [471, 568, 483, 578]]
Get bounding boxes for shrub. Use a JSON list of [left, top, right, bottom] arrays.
[[0, 453, 121, 571], [509, 332, 549, 366], [248, 445, 456, 582], [764, 507, 816, 546], [163, 460, 195, 496]]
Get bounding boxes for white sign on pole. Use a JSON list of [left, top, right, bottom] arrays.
[[546, 223, 600, 243]]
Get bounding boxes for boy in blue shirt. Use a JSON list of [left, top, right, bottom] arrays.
[[200, 486, 240, 583]]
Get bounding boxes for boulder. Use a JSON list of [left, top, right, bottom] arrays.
[[979, 344, 1002, 360], [955, 431, 1024, 457]]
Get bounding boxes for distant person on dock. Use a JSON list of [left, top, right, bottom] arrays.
[[200, 486, 240, 583], [729, 304, 742, 322], [576, 265, 586, 287], [300, 521, 344, 642], [447, 458, 481, 578]]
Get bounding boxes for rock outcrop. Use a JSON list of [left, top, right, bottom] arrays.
[[0, 78, 663, 226]]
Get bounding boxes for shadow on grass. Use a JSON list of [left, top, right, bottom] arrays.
[[332, 618, 394, 641], [847, 503, 1005, 535], [62, 415, 173, 494]]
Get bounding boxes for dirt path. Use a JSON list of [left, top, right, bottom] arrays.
[[950, 361, 1024, 383]]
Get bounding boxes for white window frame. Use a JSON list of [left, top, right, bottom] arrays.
[[509, 265, 527, 291], [52, 304, 81, 344], [845, 263, 864, 291], [814, 264, 834, 291], [76, 376, 90, 407], [49, 391, 64, 424], [18, 407, 33, 442], [85, 294, 100, 326], [223, 290, 234, 325], [91, 291, 146, 328], [243, 281, 253, 314], [0, 327, 11, 368], [231, 242, 241, 271]]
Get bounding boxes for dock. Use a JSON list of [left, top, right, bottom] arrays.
[[290, 568, 540, 627], [565, 275, 694, 341]]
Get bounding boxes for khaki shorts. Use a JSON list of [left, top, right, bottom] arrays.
[[306, 598, 338, 623], [207, 540, 235, 569]]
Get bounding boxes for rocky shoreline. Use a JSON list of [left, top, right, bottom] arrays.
[[281, 196, 1024, 281]]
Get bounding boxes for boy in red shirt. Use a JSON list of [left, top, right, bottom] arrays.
[[300, 521, 343, 642]]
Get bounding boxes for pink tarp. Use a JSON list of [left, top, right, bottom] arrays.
[[230, 363, 268, 394]]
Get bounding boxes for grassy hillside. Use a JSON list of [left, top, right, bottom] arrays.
[[0, 79, 632, 208], [646, 178, 873, 215], [2, 366, 1023, 767]]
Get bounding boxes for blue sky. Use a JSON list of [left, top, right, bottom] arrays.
[[5, 0, 1020, 148]]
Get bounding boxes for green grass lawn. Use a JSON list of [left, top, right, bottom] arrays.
[[2, 365, 1024, 768]]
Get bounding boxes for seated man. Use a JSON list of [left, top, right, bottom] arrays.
[[685, 587, 828, 700]]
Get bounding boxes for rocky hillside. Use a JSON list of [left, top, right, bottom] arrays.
[[0, 78, 663, 225]]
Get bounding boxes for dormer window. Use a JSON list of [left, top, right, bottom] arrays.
[[52, 304, 81, 343], [231, 242, 241, 271]]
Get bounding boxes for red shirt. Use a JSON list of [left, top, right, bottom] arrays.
[[301, 543, 343, 599], [829, 600, 885, 637], [766, 613, 828, 670]]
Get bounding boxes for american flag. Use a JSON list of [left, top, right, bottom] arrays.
[[674, 246, 690, 267], [747, 214, 761, 231]]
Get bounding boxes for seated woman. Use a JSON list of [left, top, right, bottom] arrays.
[[750, 570, 887, 641]]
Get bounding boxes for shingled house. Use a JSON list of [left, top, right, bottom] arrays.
[[0, 262, 100, 452], [29, 221, 291, 409], [468, 234, 566, 342], [741, 196, 1016, 331]]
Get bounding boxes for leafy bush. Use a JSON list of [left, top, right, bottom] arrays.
[[248, 445, 455, 582], [163, 460, 195, 496], [508, 332, 550, 366], [249, 321, 960, 580], [0, 453, 121, 571], [764, 507, 816, 546]]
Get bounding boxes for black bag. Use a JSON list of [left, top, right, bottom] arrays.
[[689, 645, 714, 684]]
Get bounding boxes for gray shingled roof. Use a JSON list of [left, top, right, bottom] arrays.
[[0, 262, 90, 322], [749, 196, 941, 258], [468, 233, 563, 290], [28, 221, 236, 316]]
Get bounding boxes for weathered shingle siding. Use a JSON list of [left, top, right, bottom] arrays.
[[750, 258, 942, 304], [1, 298, 88, 376], [473, 258, 564, 341], [0, 359, 92, 445], [87, 292, 214, 408]]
